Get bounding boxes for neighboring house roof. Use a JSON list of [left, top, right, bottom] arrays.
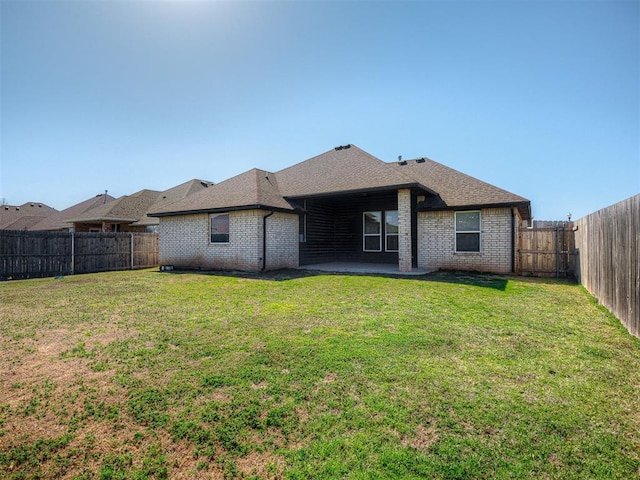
[[68, 180, 214, 226], [151, 169, 295, 216], [134, 179, 213, 226], [149, 145, 531, 220], [28, 193, 115, 231], [0, 202, 58, 230], [68, 189, 162, 224]]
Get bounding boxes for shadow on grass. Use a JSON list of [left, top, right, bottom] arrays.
[[151, 267, 577, 292]]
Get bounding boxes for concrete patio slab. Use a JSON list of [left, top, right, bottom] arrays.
[[297, 262, 433, 276]]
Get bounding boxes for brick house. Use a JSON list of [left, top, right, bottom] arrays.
[[149, 145, 531, 274]]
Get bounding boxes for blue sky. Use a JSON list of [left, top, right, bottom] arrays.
[[1, 0, 638, 221]]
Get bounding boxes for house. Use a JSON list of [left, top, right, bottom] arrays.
[[68, 180, 212, 233], [0, 202, 58, 230], [149, 145, 531, 274], [28, 192, 115, 231]]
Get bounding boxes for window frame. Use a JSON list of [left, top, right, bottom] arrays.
[[210, 213, 230, 244], [363, 211, 383, 252], [299, 200, 307, 243], [455, 210, 481, 253], [385, 210, 399, 252], [363, 210, 399, 253]]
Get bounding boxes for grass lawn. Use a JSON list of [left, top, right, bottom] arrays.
[[0, 269, 638, 479]]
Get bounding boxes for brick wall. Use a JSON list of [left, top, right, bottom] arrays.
[[417, 207, 514, 273], [265, 212, 299, 270], [159, 209, 299, 272], [398, 189, 412, 272]]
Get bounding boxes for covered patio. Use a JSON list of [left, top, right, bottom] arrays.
[[296, 188, 420, 272]]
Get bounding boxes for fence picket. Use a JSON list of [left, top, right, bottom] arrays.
[[0, 231, 158, 280], [574, 194, 640, 338]]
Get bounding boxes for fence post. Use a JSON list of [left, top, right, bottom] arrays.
[[131, 233, 134, 270]]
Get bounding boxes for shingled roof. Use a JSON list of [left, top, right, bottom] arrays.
[[134, 179, 213, 226], [149, 145, 530, 219], [29, 193, 115, 231], [0, 202, 57, 230], [68, 189, 162, 223], [150, 169, 294, 216], [390, 157, 531, 218], [275, 145, 417, 198]]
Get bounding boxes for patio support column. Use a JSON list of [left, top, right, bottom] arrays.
[[398, 188, 412, 272]]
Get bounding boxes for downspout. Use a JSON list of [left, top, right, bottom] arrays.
[[511, 208, 516, 274], [262, 211, 274, 271]]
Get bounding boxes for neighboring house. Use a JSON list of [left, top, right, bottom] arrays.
[[67, 180, 212, 233], [28, 193, 115, 231], [133, 179, 214, 232], [149, 145, 531, 274], [0, 202, 58, 230]]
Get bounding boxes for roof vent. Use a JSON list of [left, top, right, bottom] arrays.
[[416, 157, 426, 163], [398, 155, 407, 166], [4, 206, 8, 210], [334, 144, 351, 151], [200, 181, 209, 187]]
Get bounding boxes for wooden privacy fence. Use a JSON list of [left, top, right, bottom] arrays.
[[574, 194, 639, 338], [517, 222, 577, 278], [0, 231, 159, 280]]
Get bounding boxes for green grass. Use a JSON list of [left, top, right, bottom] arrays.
[[0, 269, 638, 479]]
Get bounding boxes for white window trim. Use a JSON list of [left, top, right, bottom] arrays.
[[363, 211, 382, 252], [455, 210, 482, 253], [210, 213, 230, 244]]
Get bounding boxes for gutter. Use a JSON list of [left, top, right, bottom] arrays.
[[148, 204, 295, 218], [262, 211, 274, 271]]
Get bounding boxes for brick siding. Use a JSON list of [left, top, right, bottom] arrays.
[[159, 210, 298, 272], [417, 207, 514, 273], [397, 188, 412, 272], [265, 212, 299, 270]]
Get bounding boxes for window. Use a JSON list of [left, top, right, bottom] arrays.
[[299, 200, 307, 243], [385, 211, 399, 251], [299, 213, 307, 242], [363, 211, 382, 251], [363, 210, 398, 252], [455, 211, 481, 252], [210, 213, 229, 243]]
